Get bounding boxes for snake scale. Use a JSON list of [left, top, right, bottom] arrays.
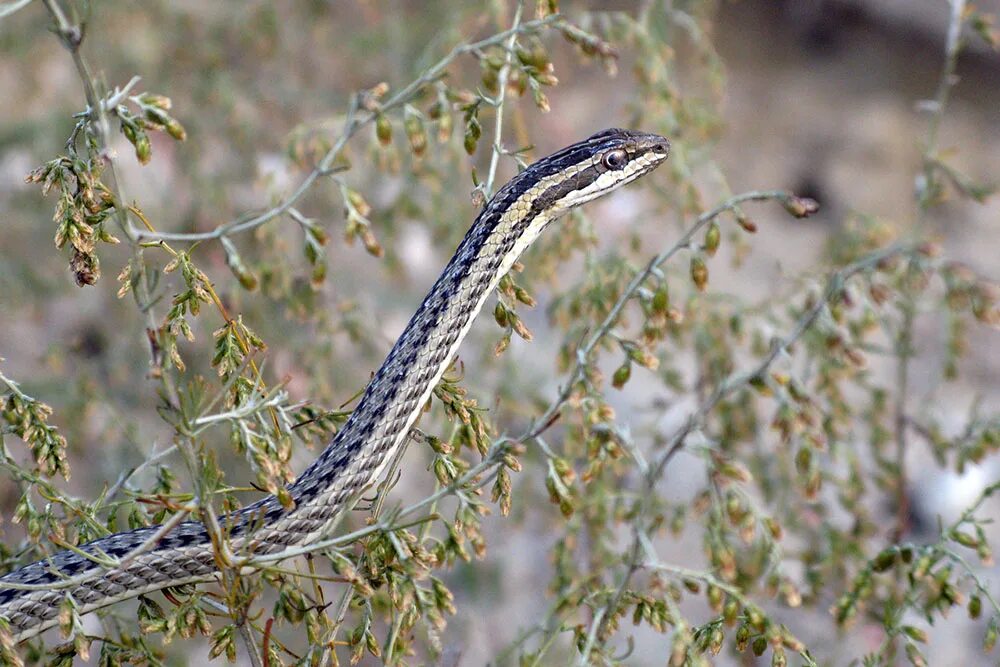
[[0, 127, 670, 643]]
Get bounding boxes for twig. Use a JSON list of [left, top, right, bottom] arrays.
[[193, 389, 288, 428], [923, 0, 968, 157], [891, 304, 915, 544], [0, 0, 33, 20], [238, 617, 264, 667], [919, 0, 969, 214], [575, 606, 605, 667]]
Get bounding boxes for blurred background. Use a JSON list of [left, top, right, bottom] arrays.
[[1, 1, 998, 664]]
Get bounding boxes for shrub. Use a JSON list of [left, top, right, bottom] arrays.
[[0, 1, 998, 665]]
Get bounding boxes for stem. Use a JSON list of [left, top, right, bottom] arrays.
[[924, 0, 967, 157], [891, 303, 915, 543], [920, 0, 968, 215], [239, 618, 264, 667], [0, 0, 33, 19], [575, 607, 605, 667], [482, 2, 523, 199]]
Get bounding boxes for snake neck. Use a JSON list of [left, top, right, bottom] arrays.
[[245, 177, 559, 545]]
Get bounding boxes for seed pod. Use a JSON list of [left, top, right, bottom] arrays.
[[493, 302, 509, 328], [138, 93, 172, 109], [512, 316, 532, 341], [481, 64, 499, 94], [723, 599, 740, 626], [134, 132, 152, 164], [404, 111, 427, 157], [359, 225, 382, 257], [71, 247, 100, 286], [704, 222, 720, 256], [746, 607, 765, 632], [536, 0, 559, 19], [707, 585, 723, 612], [652, 285, 670, 313], [612, 362, 631, 389], [534, 68, 559, 87], [782, 195, 819, 218], [514, 285, 536, 307], [375, 113, 392, 145], [951, 529, 980, 549], [690, 255, 708, 291], [736, 213, 758, 233], [736, 624, 750, 651], [310, 261, 326, 288], [433, 457, 452, 485], [437, 109, 453, 143], [494, 331, 511, 356], [346, 188, 371, 218], [969, 595, 982, 619], [872, 548, 897, 572], [464, 116, 481, 155], [794, 447, 812, 474], [709, 627, 724, 655], [532, 87, 550, 113], [165, 119, 187, 141]]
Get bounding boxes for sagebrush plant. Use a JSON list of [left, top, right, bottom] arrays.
[[0, 0, 998, 665]]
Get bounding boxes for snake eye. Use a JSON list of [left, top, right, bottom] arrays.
[[601, 149, 628, 170]]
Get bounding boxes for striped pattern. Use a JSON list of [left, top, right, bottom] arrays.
[[0, 128, 670, 642]]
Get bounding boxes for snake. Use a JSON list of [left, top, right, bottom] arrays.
[[0, 127, 670, 643]]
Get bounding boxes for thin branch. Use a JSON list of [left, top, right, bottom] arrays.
[[575, 606, 605, 667], [918, 0, 969, 214], [104, 442, 178, 501], [0, 0, 32, 20], [482, 2, 523, 199], [923, 0, 968, 157], [891, 304, 915, 543], [193, 389, 289, 428], [238, 618, 264, 667]]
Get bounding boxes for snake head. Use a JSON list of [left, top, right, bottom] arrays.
[[508, 128, 671, 214]]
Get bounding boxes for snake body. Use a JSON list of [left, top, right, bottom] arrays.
[[0, 128, 669, 642]]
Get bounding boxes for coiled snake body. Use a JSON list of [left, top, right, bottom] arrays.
[[0, 128, 669, 642]]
